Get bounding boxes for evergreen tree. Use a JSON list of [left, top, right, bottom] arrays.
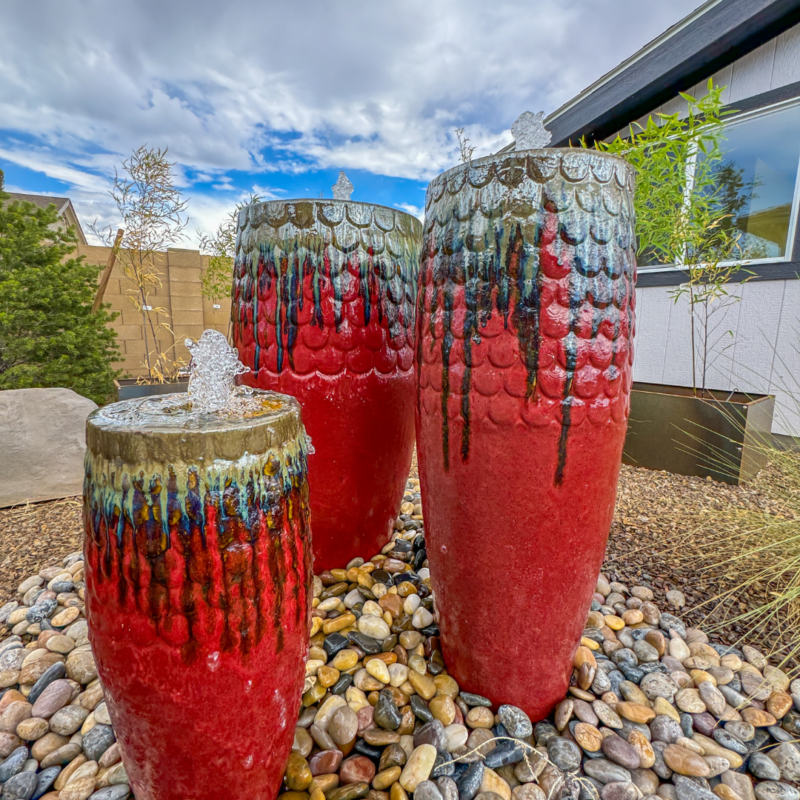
[[0, 170, 119, 404]]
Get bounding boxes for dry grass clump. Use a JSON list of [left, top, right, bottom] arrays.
[[655, 443, 800, 668]]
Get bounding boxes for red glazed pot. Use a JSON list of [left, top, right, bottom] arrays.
[[415, 149, 636, 721], [83, 391, 312, 800], [231, 199, 421, 571]]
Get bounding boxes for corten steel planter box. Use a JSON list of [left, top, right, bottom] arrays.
[[114, 377, 189, 402], [416, 148, 637, 721], [83, 390, 312, 800], [623, 382, 775, 484], [231, 199, 421, 571]]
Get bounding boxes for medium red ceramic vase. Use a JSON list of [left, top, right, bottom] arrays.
[[416, 149, 636, 721], [83, 391, 312, 800], [232, 199, 421, 571]]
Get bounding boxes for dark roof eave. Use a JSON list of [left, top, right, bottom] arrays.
[[547, 0, 800, 147]]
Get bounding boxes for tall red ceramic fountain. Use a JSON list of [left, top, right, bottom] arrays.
[[231, 173, 421, 571], [415, 115, 637, 721], [83, 331, 312, 800]]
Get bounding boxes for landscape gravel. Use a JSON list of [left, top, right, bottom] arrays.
[[1, 468, 798, 800]]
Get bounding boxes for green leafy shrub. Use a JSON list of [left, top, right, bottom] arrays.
[[0, 170, 120, 404]]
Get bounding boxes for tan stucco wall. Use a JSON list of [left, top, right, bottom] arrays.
[[77, 245, 232, 378]]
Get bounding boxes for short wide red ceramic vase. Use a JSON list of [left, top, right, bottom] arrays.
[[232, 199, 422, 571], [415, 149, 637, 721], [83, 391, 312, 800]]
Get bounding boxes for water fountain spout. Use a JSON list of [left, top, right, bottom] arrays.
[[185, 329, 250, 413], [82, 328, 312, 800]]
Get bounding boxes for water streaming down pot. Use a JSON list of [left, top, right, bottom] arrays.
[[231, 182, 422, 570], [415, 123, 637, 721], [82, 330, 313, 800]]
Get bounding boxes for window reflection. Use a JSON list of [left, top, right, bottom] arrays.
[[639, 101, 800, 270], [714, 102, 800, 261]]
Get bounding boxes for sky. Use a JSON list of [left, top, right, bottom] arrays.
[[0, 0, 705, 246]]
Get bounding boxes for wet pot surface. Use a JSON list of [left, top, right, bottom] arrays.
[[415, 149, 637, 720], [83, 392, 313, 800], [232, 198, 422, 571]]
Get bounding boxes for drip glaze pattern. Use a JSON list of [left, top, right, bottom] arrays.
[[416, 149, 636, 479], [82, 391, 312, 800], [231, 199, 422, 571], [415, 148, 637, 722]]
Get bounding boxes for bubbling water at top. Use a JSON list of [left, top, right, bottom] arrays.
[[185, 329, 250, 414], [512, 111, 552, 150]]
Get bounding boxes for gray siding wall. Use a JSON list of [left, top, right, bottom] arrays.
[[623, 23, 800, 436], [634, 281, 800, 436]]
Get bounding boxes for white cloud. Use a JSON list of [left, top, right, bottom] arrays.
[[395, 203, 425, 222], [0, 0, 704, 242]]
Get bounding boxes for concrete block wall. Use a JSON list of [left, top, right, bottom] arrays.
[[77, 244, 232, 378]]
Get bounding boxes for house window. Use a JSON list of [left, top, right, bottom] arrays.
[[639, 99, 800, 271]]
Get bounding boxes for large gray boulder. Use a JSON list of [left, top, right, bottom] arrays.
[[0, 388, 97, 507]]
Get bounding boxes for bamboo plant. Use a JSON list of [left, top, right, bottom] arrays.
[[592, 81, 751, 395]]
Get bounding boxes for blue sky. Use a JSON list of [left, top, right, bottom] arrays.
[[0, 0, 703, 244]]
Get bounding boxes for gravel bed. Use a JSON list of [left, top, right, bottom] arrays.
[[0, 468, 796, 800]]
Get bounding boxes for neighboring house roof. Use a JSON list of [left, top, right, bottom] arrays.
[[536, 0, 800, 147], [4, 192, 88, 244]]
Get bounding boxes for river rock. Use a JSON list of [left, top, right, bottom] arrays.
[[602, 734, 641, 770], [310, 749, 343, 776], [414, 721, 447, 752], [48, 705, 89, 736], [749, 752, 782, 781], [767, 743, 800, 781], [642, 674, 678, 702], [754, 784, 800, 800], [663, 745, 711, 777], [512, 785, 545, 800], [329, 706, 358, 746], [575, 722, 603, 752], [65, 652, 97, 686], [438, 777, 458, 800], [498, 706, 532, 739], [89, 788, 131, 800], [548, 737, 582, 772], [699, 683, 727, 717], [457, 761, 485, 800], [479, 767, 512, 800], [0, 769, 38, 800], [594, 701, 623, 730], [0, 745, 29, 782], [674, 775, 716, 800], [340, 755, 376, 785], [584, 760, 632, 785], [81, 725, 114, 762], [400, 744, 437, 792], [712, 729, 748, 756], [652, 716, 683, 744], [415, 780, 444, 800]]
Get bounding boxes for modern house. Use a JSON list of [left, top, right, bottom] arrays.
[[5, 192, 88, 245], [541, 0, 800, 438]]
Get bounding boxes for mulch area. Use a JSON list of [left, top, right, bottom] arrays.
[[604, 462, 788, 660], [0, 496, 83, 602], [0, 457, 782, 660]]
